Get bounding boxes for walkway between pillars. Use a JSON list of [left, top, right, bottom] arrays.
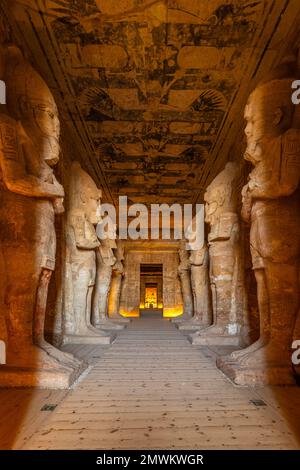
[[22, 316, 298, 449]]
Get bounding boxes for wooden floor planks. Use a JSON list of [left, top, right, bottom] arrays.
[[0, 316, 299, 449]]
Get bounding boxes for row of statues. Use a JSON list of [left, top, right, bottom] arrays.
[[0, 45, 128, 388], [64, 161, 128, 345], [176, 162, 246, 346], [177, 67, 300, 385], [1, 40, 300, 387]]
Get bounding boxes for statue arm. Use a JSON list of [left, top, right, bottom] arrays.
[[249, 166, 300, 199], [250, 131, 300, 200], [0, 119, 64, 198], [72, 216, 100, 250], [241, 184, 252, 223], [1, 157, 65, 198]]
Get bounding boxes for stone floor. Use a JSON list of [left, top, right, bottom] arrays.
[[0, 316, 299, 449]]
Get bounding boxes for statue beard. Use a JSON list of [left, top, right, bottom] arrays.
[[41, 136, 60, 167], [245, 140, 263, 165], [24, 121, 60, 167]]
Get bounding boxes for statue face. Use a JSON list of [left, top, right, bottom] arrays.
[[111, 223, 117, 242], [204, 186, 225, 225], [189, 246, 206, 265], [116, 242, 124, 261], [85, 188, 102, 225], [19, 87, 60, 166], [32, 101, 60, 140], [101, 238, 117, 250], [179, 247, 189, 262], [244, 96, 266, 164], [244, 84, 293, 164]]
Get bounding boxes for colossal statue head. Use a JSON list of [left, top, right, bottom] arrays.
[[97, 216, 117, 250], [69, 161, 102, 225], [115, 240, 124, 262], [98, 218, 117, 267], [189, 243, 207, 266], [5, 46, 60, 166], [244, 77, 296, 165], [204, 162, 239, 226], [178, 240, 189, 262]]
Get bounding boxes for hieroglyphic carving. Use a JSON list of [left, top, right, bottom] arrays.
[[36, 0, 263, 203]]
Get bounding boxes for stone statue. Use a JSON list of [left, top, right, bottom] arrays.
[[0, 41, 7, 359], [0, 245, 7, 364], [0, 46, 83, 387], [64, 161, 113, 344], [92, 222, 125, 331], [174, 240, 193, 322], [178, 242, 212, 331], [108, 240, 130, 323], [218, 74, 300, 385], [189, 162, 246, 346]]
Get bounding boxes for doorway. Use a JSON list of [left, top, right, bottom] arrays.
[[140, 264, 163, 316]]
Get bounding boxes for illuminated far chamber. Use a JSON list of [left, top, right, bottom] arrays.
[[145, 286, 158, 308]]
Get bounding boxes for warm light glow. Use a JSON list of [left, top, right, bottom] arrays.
[[145, 286, 158, 308], [119, 308, 140, 318], [163, 306, 183, 318]]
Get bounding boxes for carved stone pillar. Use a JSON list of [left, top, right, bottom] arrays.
[[0, 47, 84, 387], [0, 245, 7, 364], [174, 241, 193, 322], [218, 74, 300, 385], [189, 162, 247, 346], [92, 232, 125, 331], [108, 241, 130, 323], [178, 243, 212, 331], [63, 162, 114, 344]]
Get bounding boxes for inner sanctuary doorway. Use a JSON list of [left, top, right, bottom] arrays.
[[119, 242, 183, 318], [140, 264, 163, 316]]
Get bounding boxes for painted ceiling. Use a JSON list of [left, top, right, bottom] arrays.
[[4, 1, 300, 204]]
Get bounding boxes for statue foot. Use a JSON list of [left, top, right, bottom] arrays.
[[171, 315, 191, 323], [229, 337, 269, 362], [35, 339, 83, 370], [194, 324, 227, 337], [7, 344, 74, 372], [237, 343, 291, 367], [178, 317, 210, 331], [2, 344, 84, 388], [110, 316, 130, 323], [92, 318, 125, 331], [86, 324, 112, 336], [217, 342, 295, 386], [189, 324, 240, 346]]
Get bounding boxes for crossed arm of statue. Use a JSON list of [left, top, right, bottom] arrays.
[[0, 116, 64, 199], [72, 215, 100, 250], [243, 130, 300, 206]]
